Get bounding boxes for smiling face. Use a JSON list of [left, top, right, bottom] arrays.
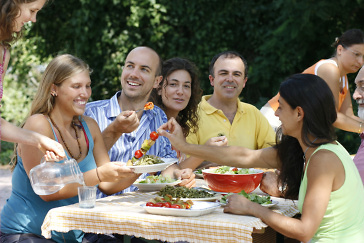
[[13, 0, 47, 32], [159, 69, 192, 119], [120, 47, 161, 104], [337, 44, 364, 74], [53, 70, 92, 116], [275, 97, 299, 137], [209, 56, 247, 102], [353, 67, 364, 119]]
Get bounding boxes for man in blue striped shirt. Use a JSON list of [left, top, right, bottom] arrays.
[[85, 46, 195, 198]]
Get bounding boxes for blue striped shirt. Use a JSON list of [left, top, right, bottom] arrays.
[[85, 91, 176, 198]]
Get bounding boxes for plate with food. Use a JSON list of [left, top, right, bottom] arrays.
[[128, 156, 177, 173], [157, 185, 220, 201], [133, 175, 181, 191], [220, 190, 277, 207], [142, 201, 220, 217], [193, 169, 204, 179]]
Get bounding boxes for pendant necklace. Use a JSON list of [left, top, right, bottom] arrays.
[[49, 116, 82, 160], [303, 137, 318, 165]]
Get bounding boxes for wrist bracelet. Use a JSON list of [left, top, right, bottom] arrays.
[[96, 168, 102, 183], [359, 122, 363, 134]]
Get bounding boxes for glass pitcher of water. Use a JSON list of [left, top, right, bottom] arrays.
[[29, 158, 85, 195]]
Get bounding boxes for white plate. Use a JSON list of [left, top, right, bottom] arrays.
[[261, 200, 279, 208], [176, 194, 221, 202], [220, 199, 278, 208], [133, 179, 181, 192], [193, 172, 204, 179], [128, 158, 178, 173], [142, 201, 220, 217]]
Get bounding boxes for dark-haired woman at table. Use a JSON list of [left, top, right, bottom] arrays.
[[158, 74, 364, 242]]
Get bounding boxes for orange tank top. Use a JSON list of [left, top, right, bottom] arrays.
[[268, 59, 348, 111]]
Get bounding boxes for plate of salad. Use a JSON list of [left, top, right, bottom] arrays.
[[157, 185, 220, 201], [193, 169, 204, 179], [220, 190, 277, 208], [133, 175, 181, 191]]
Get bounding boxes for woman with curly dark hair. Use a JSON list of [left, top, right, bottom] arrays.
[[0, 0, 64, 160], [150, 57, 202, 137], [159, 73, 364, 242]]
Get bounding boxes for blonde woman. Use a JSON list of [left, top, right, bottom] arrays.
[[1, 54, 138, 243]]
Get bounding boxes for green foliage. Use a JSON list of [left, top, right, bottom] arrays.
[[0, 141, 14, 165], [2, 0, 363, 163]]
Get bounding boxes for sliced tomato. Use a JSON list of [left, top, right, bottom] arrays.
[[146, 202, 155, 207], [171, 204, 181, 209], [232, 167, 238, 172], [134, 150, 143, 159], [150, 131, 159, 141]]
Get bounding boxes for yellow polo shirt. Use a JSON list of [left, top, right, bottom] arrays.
[[187, 95, 275, 149]]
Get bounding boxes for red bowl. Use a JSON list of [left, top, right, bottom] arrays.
[[202, 168, 264, 193]]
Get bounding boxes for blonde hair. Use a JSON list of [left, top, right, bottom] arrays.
[[30, 54, 91, 116], [10, 54, 90, 170]]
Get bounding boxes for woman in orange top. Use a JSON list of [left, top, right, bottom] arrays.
[[261, 29, 364, 133]]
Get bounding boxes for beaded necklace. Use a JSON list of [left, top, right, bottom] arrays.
[[49, 116, 82, 160]]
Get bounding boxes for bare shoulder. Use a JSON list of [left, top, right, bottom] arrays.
[[307, 149, 342, 175], [23, 114, 53, 136], [316, 62, 341, 83], [81, 115, 100, 129], [81, 115, 102, 136]]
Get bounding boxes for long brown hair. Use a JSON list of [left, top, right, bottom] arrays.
[[0, 0, 43, 46], [150, 57, 202, 137]]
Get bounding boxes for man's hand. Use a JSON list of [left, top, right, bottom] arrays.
[[205, 136, 228, 146], [259, 170, 283, 197], [174, 168, 196, 188], [112, 111, 140, 134]]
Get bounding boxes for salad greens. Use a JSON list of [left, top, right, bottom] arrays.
[[220, 190, 272, 205], [210, 166, 252, 174], [138, 175, 175, 184], [194, 169, 202, 174], [158, 185, 216, 198]]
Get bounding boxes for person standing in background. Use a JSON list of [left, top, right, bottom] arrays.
[[262, 29, 364, 133], [0, 0, 65, 160]]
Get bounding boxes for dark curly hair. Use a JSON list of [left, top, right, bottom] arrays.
[[150, 57, 202, 137], [275, 73, 337, 200]]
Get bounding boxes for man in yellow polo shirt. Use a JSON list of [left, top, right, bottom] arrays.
[[185, 51, 275, 169]]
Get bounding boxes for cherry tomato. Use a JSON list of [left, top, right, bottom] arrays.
[[146, 202, 155, 207], [171, 204, 181, 209], [150, 131, 159, 141], [163, 202, 171, 208], [183, 202, 191, 209], [232, 167, 238, 172], [134, 150, 143, 159], [155, 202, 164, 207]]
